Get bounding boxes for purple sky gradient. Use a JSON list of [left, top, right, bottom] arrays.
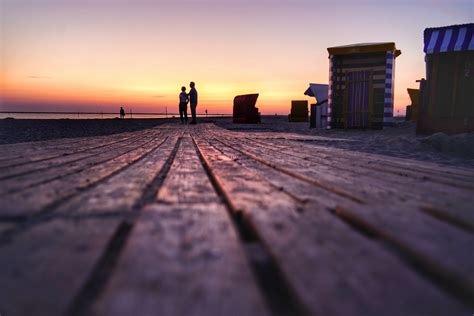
[[1, 0, 472, 114]]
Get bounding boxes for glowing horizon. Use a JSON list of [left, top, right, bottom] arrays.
[[1, 0, 472, 115]]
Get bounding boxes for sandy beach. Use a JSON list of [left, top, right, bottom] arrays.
[[2, 116, 474, 169]]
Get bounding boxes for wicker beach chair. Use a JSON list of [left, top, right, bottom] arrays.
[[233, 94, 261, 124]]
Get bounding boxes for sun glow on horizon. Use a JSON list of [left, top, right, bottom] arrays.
[[1, 0, 472, 115]]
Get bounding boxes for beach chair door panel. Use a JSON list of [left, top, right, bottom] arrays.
[[346, 71, 370, 128]]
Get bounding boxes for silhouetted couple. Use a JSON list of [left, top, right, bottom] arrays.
[[179, 81, 198, 125]]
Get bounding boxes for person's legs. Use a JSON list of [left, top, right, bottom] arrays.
[[184, 106, 188, 123], [190, 104, 197, 124], [179, 105, 184, 123]]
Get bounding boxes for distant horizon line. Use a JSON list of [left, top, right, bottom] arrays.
[[0, 111, 232, 115]]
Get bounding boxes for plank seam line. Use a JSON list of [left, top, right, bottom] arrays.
[[0, 136, 168, 243], [212, 136, 365, 204], [331, 204, 474, 309], [255, 135, 474, 179], [65, 221, 133, 316], [244, 137, 474, 191], [0, 130, 158, 171], [191, 135, 310, 316], [1, 134, 165, 196], [203, 138, 309, 205], [0, 134, 135, 170], [234, 134, 474, 233], [418, 205, 474, 234], [66, 135, 182, 316], [0, 131, 158, 180], [0, 134, 103, 160], [0, 134, 152, 181]]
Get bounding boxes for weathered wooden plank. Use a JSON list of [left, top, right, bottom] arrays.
[[156, 135, 223, 205], [212, 126, 457, 208], [334, 204, 474, 301], [0, 222, 15, 235], [225, 133, 474, 230], [211, 132, 474, 227], [56, 131, 181, 216], [205, 124, 474, 180], [245, 136, 474, 190], [1, 123, 472, 316], [91, 134, 268, 316], [0, 131, 162, 195], [0, 129, 180, 316], [234, 134, 474, 206], [192, 132, 469, 315], [0, 129, 157, 179], [0, 217, 123, 316], [247, 132, 474, 180], [210, 125, 474, 184], [0, 135, 166, 218], [93, 203, 268, 316], [202, 133, 474, 304], [0, 135, 92, 158], [0, 131, 139, 167]]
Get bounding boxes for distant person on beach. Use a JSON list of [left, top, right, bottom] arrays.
[[120, 107, 125, 119], [188, 81, 198, 125], [179, 86, 189, 124]]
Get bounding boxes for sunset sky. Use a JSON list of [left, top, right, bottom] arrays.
[[0, 0, 472, 115]]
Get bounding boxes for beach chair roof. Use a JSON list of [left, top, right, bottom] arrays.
[[327, 42, 401, 57], [304, 83, 328, 104], [424, 23, 474, 54]]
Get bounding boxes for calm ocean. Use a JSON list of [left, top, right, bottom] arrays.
[[0, 112, 230, 120]]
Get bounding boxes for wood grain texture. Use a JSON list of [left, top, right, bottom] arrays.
[[0, 130, 157, 179], [0, 217, 122, 316], [192, 131, 470, 315], [207, 129, 474, 226], [0, 123, 472, 316], [0, 129, 177, 316], [0, 130, 143, 168], [0, 136, 165, 217], [203, 135, 474, 295], [0, 132, 160, 194], [92, 135, 268, 316]]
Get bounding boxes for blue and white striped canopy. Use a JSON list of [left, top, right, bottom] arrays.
[[424, 23, 473, 54]]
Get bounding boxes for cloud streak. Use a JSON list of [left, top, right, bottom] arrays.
[[28, 75, 52, 79]]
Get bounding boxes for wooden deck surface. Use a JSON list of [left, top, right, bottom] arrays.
[[0, 123, 473, 316]]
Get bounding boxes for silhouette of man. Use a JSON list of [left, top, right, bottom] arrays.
[[188, 81, 198, 125], [179, 86, 189, 124], [120, 107, 125, 119]]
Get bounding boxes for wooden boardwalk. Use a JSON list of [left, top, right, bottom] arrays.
[[0, 123, 473, 316]]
